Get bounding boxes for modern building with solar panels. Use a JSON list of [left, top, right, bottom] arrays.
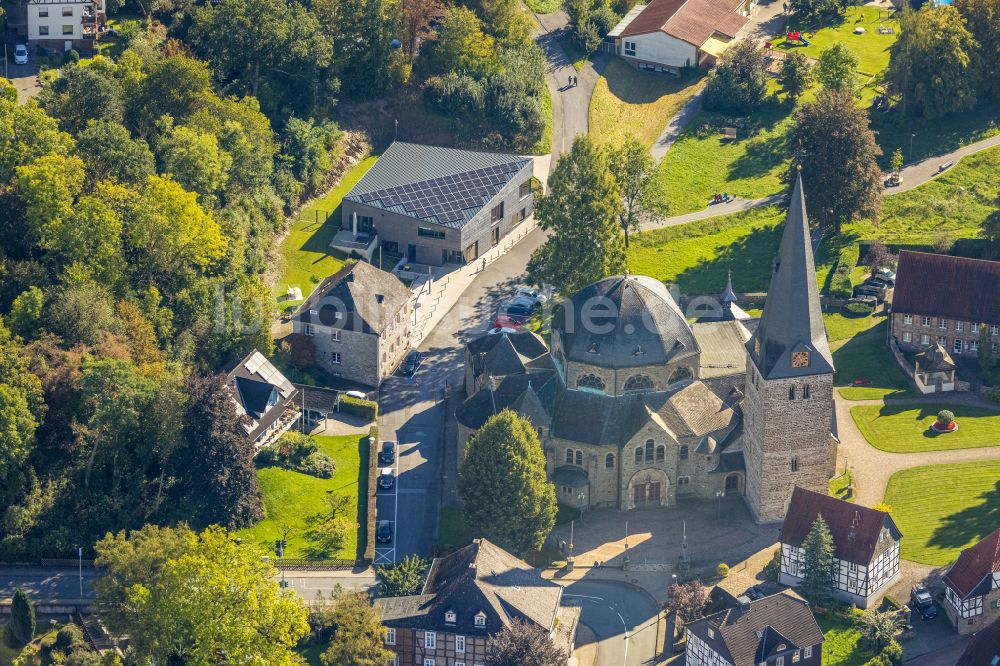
[[340, 142, 535, 267]]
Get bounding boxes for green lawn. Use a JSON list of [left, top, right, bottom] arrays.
[[535, 81, 554, 155], [654, 103, 793, 215], [824, 310, 883, 343], [851, 403, 1000, 453], [590, 59, 704, 148], [272, 157, 376, 311], [775, 6, 899, 76], [829, 471, 856, 503], [237, 435, 368, 560], [560, 35, 589, 72], [817, 612, 874, 666], [831, 322, 912, 400], [883, 461, 1000, 565], [873, 103, 1000, 170], [524, 0, 561, 12]]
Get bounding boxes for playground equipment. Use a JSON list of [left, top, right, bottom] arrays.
[[786, 31, 810, 46]]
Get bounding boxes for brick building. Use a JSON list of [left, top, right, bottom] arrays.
[[955, 616, 1000, 665], [685, 590, 824, 666], [890, 251, 1000, 360], [289, 260, 411, 388], [779, 487, 902, 608], [375, 539, 575, 666], [942, 528, 1000, 635]]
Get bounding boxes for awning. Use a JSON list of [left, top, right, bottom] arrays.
[[700, 33, 733, 58]]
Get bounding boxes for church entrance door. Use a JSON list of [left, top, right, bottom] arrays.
[[633, 482, 661, 507]]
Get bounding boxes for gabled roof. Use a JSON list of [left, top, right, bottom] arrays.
[[293, 261, 410, 335], [456, 371, 557, 431], [747, 174, 834, 380], [620, 0, 748, 46], [692, 320, 750, 379], [686, 590, 823, 666], [376, 539, 562, 635], [956, 616, 1000, 666], [943, 529, 1000, 600], [781, 487, 900, 565], [225, 350, 297, 441], [344, 142, 531, 230], [468, 329, 550, 362], [893, 251, 1000, 325]]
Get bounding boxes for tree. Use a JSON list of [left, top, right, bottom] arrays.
[[979, 324, 996, 377], [665, 580, 708, 625], [527, 136, 625, 294], [607, 135, 656, 247], [8, 287, 44, 341], [7, 589, 36, 647], [486, 618, 567, 666], [95, 525, 309, 664], [157, 122, 232, 203], [46, 282, 118, 346], [378, 555, 429, 596], [779, 51, 814, 100], [799, 515, 835, 602], [703, 38, 768, 114], [14, 153, 86, 249], [432, 6, 495, 76], [955, 0, 1000, 99], [38, 61, 125, 134], [865, 240, 894, 277], [57, 194, 126, 287], [790, 0, 846, 21], [458, 410, 557, 555], [887, 5, 980, 119], [281, 116, 343, 193], [321, 590, 394, 666], [890, 147, 904, 174], [131, 56, 213, 133], [75, 120, 156, 185], [790, 90, 883, 231], [856, 608, 902, 651], [0, 99, 75, 182], [815, 43, 859, 94]]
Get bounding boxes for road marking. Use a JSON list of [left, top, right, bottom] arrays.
[[563, 593, 605, 601], [391, 437, 399, 564], [616, 611, 629, 666]]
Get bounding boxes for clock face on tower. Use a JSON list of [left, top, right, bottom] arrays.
[[792, 351, 810, 368]]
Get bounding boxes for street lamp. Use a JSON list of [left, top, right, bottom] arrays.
[[577, 491, 586, 522], [909, 133, 916, 163], [716, 490, 724, 522]]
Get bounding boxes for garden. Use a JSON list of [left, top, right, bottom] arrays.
[[883, 460, 1000, 565], [850, 403, 1000, 453]]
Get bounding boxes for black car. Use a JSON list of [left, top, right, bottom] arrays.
[[866, 275, 893, 290], [403, 350, 422, 376], [378, 441, 396, 465], [498, 302, 532, 322], [376, 520, 392, 544], [378, 467, 395, 490], [854, 284, 885, 299], [910, 585, 938, 620]]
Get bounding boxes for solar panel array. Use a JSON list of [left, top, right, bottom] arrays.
[[358, 162, 524, 228]]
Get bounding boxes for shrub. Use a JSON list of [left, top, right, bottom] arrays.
[[259, 432, 336, 478], [590, 5, 619, 36], [424, 72, 484, 116], [64, 48, 80, 64], [830, 242, 861, 298], [55, 623, 86, 651], [844, 301, 874, 315], [937, 409, 955, 426], [762, 548, 781, 581], [715, 562, 730, 577], [339, 395, 378, 421], [983, 388, 1000, 404], [300, 451, 336, 478], [881, 640, 903, 666]]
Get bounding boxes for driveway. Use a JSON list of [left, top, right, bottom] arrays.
[[3, 61, 42, 102], [562, 580, 661, 666]]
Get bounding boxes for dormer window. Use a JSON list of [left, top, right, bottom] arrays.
[[755, 630, 763, 639], [587, 341, 600, 354], [474, 612, 487, 627], [707, 627, 715, 638], [445, 610, 456, 624]]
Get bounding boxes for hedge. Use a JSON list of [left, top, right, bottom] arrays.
[[339, 395, 378, 421], [363, 425, 379, 564], [830, 242, 861, 299]]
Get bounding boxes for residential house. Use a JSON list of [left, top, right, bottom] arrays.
[[25, 0, 106, 53], [606, 0, 750, 73], [289, 260, 411, 388], [685, 590, 824, 666], [226, 350, 300, 450], [955, 616, 1000, 666], [891, 251, 1000, 363], [375, 539, 577, 666], [779, 487, 902, 608], [340, 142, 534, 267], [942, 528, 1000, 635]]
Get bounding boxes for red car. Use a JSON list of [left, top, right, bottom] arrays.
[[492, 315, 523, 330]]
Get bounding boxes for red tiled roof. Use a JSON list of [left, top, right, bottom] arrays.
[[621, 0, 749, 46], [780, 487, 899, 565], [893, 251, 1000, 325], [956, 616, 1000, 666], [943, 529, 1000, 599]]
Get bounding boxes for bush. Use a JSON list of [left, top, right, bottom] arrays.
[[881, 640, 903, 666], [937, 409, 955, 426], [300, 451, 336, 478], [762, 548, 781, 581], [590, 5, 619, 36], [424, 72, 484, 116], [715, 562, 730, 577], [339, 395, 378, 421], [844, 301, 874, 315], [55, 623, 87, 651], [830, 242, 861, 298], [64, 48, 80, 64], [983, 388, 1000, 404], [258, 432, 337, 478]]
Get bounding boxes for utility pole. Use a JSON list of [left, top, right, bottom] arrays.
[[623, 521, 630, 570], [78, 546, 83, 598], [567, 519, 575, 571]]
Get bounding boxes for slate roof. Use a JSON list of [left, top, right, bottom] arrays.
[[692, 320, 750, 379], [955, 616, 1000, 666], [553, 275, 699, 369], [226, 350, 297, 441], [552, 466, 589, 487], [685, 590, 824, 666], [293, 261, 410, 335], [943, 529, 1000, 599], [376, 539, 562, 635], [456, 371, 558, 431], [344, 142, 531, 230], [747, 174, 834, 380], [893, 251, 1000, 325], [619, 0, 748, 46], [914, 344, 956, 373], [781, 487, 900, 565]]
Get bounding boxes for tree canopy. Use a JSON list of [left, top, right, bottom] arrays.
[[704, 38, 768, 114], [486, 619, 567, 666], [799, 515, 835, 602]]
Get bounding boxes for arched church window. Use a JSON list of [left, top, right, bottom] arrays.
[[645, 439, 655, 463], [791, 457, 799, 472], [623, 375, 655, 393], [656, 445, 665, 462], [575, 450, 583, 466], [577, 374, 606, 391], [606, 453, 615, 468], [668, 366, 693, 385], [680, 445, 689, 460], [565, 448, 574, 464], [788, 386, 796, 401], [803, 384, 811, 400], [635, 447, 643, 464]]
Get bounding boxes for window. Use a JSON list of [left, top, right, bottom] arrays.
[[417, 227, 446, 239], [331, 352, 342, 364], [565, 449, 574, 464], [623, 375, 655, 393], [577, 374, 606, 391], [992, 325, 999, 336], [519, 181, 531, 200], [792, 651, 800, 663], [680, 445, 689, 460], [956, 321, 964, 332], [921, 334, 930, 345], [788, 386, 796, 400], [634, 447, 643, 464], [386, 628, 395, 645], [424, 631, 436, 648], [39, 25, 50, 35], [849, 562, 859, 572], [63, 7, 74, 16], [331, 329, 341, 342], [902, 332, 912, 343], [606, 453, 615, 468], [804, 646, 813, 659], [491, 202, 504, 223], [474, 612, 486, 627], [656, 445, 665, 462], [678, 476, 690, 486], [445, 611, 456, 624], [938, 336, 947, 346], [994, 343, 999, 354], [803, 385, 810, 400], [39, 9, 49, 17], [777, 657, 785, 666], [424, 660, 435, 666], [304, 324, 315, 336], [456, 635, 465, 652], [623, 40, 636, 56], [939, 319, 948, 329], [955, 339, 963, 354], [971, 339, 979, 352], [903, 314, 912, 325], [791, 457, 799, 472], [645, 439, 654, 463], [575, 450, 583, 466], [62, 24, 74, 34], [922, 316, 931, 327]]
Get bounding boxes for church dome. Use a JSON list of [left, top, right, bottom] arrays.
[[553, 275, 699, 369]]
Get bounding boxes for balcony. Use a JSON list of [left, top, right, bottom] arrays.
[[330, 229, 379, 262]]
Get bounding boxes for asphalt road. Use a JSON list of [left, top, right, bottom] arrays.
[[562, 580, 661, 666]]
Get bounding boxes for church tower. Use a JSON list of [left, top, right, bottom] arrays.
[[743, 173, 836, 523]]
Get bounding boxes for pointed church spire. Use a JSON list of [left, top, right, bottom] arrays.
[[721, 270, 737, 304], [747, 173, 834, 379]]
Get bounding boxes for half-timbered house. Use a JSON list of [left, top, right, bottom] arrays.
[[942, 528, 1000, 635]]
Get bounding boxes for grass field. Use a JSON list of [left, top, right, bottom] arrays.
[[829, 471, 856, 503], [775, 6, 899, 76], [873, 104, 1000, 170], [654, 103, 793, 214], [883, 461, 1000, 565], [824, 310, 883, 343], [832, 322, 912, 400], [817, 611, 874, 666], [535, 82, 554, 154], [238, 434, 368, 560], [851, 403, 1000, 453], [272, 157, 376, 311], [590, 60, 704, 148]]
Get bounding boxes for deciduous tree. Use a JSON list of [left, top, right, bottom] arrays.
[[815, 43, 858, 94], [458, 410, 557, 555], [320, 590, 394, 666], [800, 515, 834, 602], [8, 287, 44, 341], [486, 618, 567, 666], [955, 0, 1000, 99], [704, 38, 768, 114], [665, 580, 708, 625], [378, 555, 429, 596], [0, 386, 37, 496], [432, 6, 495, 76], [75, 120, 155, 185], [779, 51, 814, 100], [978, 324, 996, 377], [0, 99, 75, 182], [607, 135, 657, 247], [14, 153, 86, 249], [157, 122, 232, 203], [856, 608, 902, 651]]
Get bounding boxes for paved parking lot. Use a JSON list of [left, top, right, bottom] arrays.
[[2, 60, 42, 102]]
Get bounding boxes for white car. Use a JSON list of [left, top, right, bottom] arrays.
[[516, 287, 548, 305], [14, 45, 29, 66], [344, 390, 368, 400], [489, 326, 519, 335]]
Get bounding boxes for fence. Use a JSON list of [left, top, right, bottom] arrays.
[[274, 559, 361, 570]]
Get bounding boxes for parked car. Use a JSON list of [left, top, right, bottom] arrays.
[[376, 520, 392, 544], [516, 287, 548, 306], [402, 350, 422, 376], [378, 441, 396, 465], [492, 315, 523, 330], [910, 585, 937, 620], [489, 326, 519, 335], [498, 302, 533, 322], [509, 295, 539, 311], [378, 467, 395, 490], [854, 284, 885, 299], [876, 267, 897, 283], [14, 44, 28, 65], [866, 275, 893, 289], [344, 390, 368, 400]]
